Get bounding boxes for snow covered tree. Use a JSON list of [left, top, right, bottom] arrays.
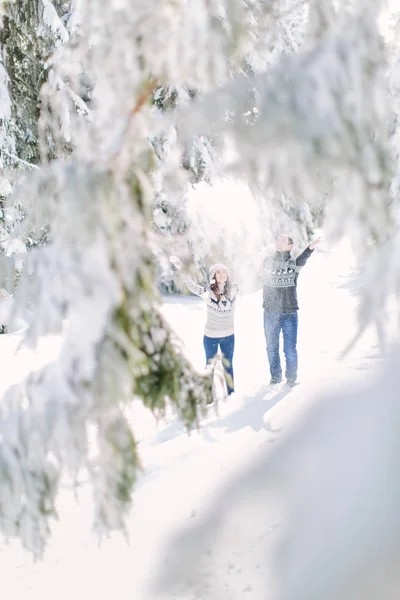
[[0, 0, 78, 290], [0, 0, 72, 164], [0, 0, 397, 568]]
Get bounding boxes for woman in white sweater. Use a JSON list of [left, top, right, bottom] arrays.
[[170, 256, 238, 395]]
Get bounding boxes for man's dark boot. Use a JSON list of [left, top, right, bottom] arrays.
[[286, 378, 297, 387], [270, 377, 282, 385]]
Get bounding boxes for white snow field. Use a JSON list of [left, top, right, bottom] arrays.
[[0, 240, 393, 600]]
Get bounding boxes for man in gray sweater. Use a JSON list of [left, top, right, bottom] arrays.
[[258, 234, 320, 387]]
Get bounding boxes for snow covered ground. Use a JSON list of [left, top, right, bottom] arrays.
[[0, 241, 391, 599]]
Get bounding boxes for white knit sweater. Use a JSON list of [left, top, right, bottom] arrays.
[[184, 276, 238, 338]]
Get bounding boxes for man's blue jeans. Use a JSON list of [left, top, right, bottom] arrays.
[[203, 334, 235, 394], [263, 311, 298, 381]]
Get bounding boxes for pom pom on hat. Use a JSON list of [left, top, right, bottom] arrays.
[[209, 263, 231, 280]]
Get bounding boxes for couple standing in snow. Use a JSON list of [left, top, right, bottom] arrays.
[[170, 233, 320, 396]]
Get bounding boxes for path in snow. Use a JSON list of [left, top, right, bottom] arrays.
[[0, 242, 390, 600]]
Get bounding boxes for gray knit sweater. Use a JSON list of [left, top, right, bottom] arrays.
[[183, 276, 238, 338]]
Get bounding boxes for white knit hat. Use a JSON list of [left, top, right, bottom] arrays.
[[209, 263, 231, 280]]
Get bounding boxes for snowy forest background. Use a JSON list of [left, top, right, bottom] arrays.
[[0, 0, 400, 597]]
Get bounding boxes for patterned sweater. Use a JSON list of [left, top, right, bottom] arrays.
[[184, 276, 238, 338], [259, 247, 314, 313]]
